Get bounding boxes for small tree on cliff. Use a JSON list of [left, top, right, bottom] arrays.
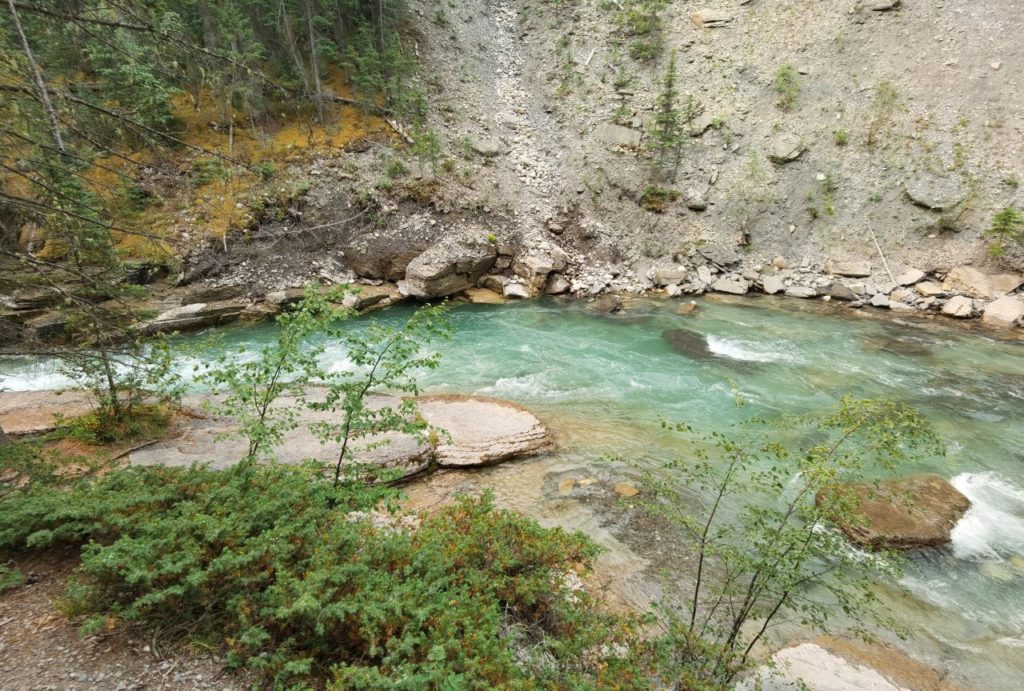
[[645, 397, 944, 683], [648, 50, 685, 181]]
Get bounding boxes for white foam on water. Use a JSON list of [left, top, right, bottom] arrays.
[[476, 372, 557, 399], [950, 472, 1024, 561], [705, 335, 800, 363]]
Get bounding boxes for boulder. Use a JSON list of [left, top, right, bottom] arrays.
[[513, 245, 569, 289], [785, 285, 817, 299], [544, 273, 571, 295], [24, 311, 69, 341], [869, 0, 901, 10], [344, 236, 427, 281], [589, 294, 623, 314], [684, 188, 708, 211], [181, 284, 245, 305], [915, 281, 945, 297], [265, 287, 307, 307], [712, 277, 749, 295], [982, 295, 1024, 326], [0, 288, 62, 311], [989, 273, 1024, 296], [941, 295, 974, 318], [943, 266, 991, 299], [870, 293, 891, 308], [594, 123, 642, 149], [688, 112, 716, 137], [895, 268, 925, 286], [341, 284, 402, 312], [762, 275, 785, 295], [470, 138, 507, 158], [404, 239, 496, 299], [767, 133, 805, 164], [654, 268, 688, 286], [816, 474, 970, 550], [502, 282, 531, 300], [141, 299, 248, 335], [828, 260, 872, 278], [905, 176, 968, 211], [829, 283, 857, 301], [463, 287, 505, 305], [417, 395, 553, 467], [662, 329, 712, 359], [675, 302, 699, 316]]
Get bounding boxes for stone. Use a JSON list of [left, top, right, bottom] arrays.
[[653, 268, 687, 286], [513, 245, 569, 289], [688, 112, 716, 137], [265, 287, 308, 306], [915, 281, 945, 297], [772, 256, 787, 270], [942, 266, 991, 299], [691, 9, 733, 27], [816, 474, 970, 550], [613, 483, 640, 497], [463, 287, 505, 305], [829, 283, 856, 301], [989, 273, 1024, 296], [712, 277, 749, 295], [869, 0, 900, 10], [675, 302, 699, 316], [344, 237, 426, 281], [905, 176, 969, 211], [895, 268, 925, 286], [982, 295, 1024, 326], [684, 188, 708, 211], [342, 284, 402, 312], [0, 288, 62, 311], [697, 245, 741, 267], [594, 122, 642, 149], [785, 285, 817, 299], [767, 133, 805, 164], [828, 260, 872, 278], [181, 284, 244, 305], [479, 274, 507, 294], [662, 329, 712, 359], [404, 239, 496, 299], [762, 275, 785, 295], [419, 395, 553, 468], [942, 295, 974, 318], [545, 273, 571, 295], [503, 282, 531, 300], [870, 293, 891, 308], [23, 311, 68, 341], [696, 265, 714, 286], [589, 294, 623, 314], [140, 299, 248, 335], [470, 138, 507, 157]]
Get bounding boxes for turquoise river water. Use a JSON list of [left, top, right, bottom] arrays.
[[2, 295, 1023, 688]]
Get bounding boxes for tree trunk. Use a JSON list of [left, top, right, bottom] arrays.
[[279, 0, 311, 96], [302, 0, 324, 122], [6, 0, 66, 153]]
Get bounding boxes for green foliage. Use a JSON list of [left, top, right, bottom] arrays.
[[0, 462, 717, 688], [866, 80, 901, 147], [984, 206, 1024, 257], [640, 186, 680, 213], [647, 51, 684, 180], [643, 397, 944, 683], [606, 0, 667, 61], [833, 129, 850, 146], [410, 128, 444, 176], [774, 65, 800, 111]]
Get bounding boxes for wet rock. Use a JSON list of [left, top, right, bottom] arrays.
[[662, 329, 712, 358], [141, 299, 248, 335], [419, 395, 553, 468], [503, 282, 531, 300], [786, 285, 818, 299], [594, 123, 642, 149], [404, 239, 496, 299], [941, 295, 974, 318], [762, 275, 785, 295], [828, 260, 872, 278], [544, 273, 571, 295], [711, 277, 749, 295], [817, 474, 970, 550], [341, 283, 402, 312], [675, 302, 699, 316], [463, 287, 506, 304], [895, 268, 925, 286], [767, 133, 805, 163], [982, 295, 1024, 326], [905, 176, 969, 211], [942, 266, 991, 299]]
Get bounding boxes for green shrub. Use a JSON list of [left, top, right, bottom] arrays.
[[774, 65, 800, 111], [640, 186, 680, 213], [833, 129, 849, 146], [985, 206, 1024, 257], [0, 463, 707, 688]]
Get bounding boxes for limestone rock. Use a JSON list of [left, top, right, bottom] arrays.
[[767, 133, 805, 164], [0, 288, 62, 311], [772, 256, 787, 270], [141, 299, 248, 335], [712, 277, 749, 295], [829, 283, 857, 301], [344, 237, 426, 281], [24, 312, 69, 341], [905, 176, 969, 211], [828, 260, 872, 278], [941, 295, 974, 318], [503, 282, 531, 300], [870, 293, 891, 308], [470, 138, 507, 157], [816, 474, 970, 550], [589, 294, 623, 314], [513, 245, 569, 289], [915, 281, 945, 297], [594, 122, 642, 149], [265, 287, 307, 307], [943, 266, 991, 299], [869, 0, 901, 10], [653, 268, 688, 286], [404, 239, 496, 299], [463, 287, 505, 305], [762, 275, 785, 295], [691, 9, 733, 27], [688, 112, 716, 137], [982, 295, 1024, 326], [989, 273, 1024, 296], [545, 273, 571, 295], [785, 285, 817, 299], [675, 302, 699, 316], [895, 268, 925, 286], [418, 395, 553, 468], [684, 188, 708, 211], [181, 284, 244, 305]]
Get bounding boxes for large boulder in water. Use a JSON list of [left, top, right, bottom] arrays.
[[816, 473, 970, 550], [662, 329, 712, 359]]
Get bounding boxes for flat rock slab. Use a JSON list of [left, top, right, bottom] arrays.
[[416, 395, 553, 467], [817, 473, 970, 550], [0, 390, 94, 436]]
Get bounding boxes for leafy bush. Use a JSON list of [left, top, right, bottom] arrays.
[[0, 463, 707, 688], [774, 65, 800, 111]]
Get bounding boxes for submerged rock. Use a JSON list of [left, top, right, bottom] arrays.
[[662, 329, 712, 359], [816, 473, 970, 550]]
